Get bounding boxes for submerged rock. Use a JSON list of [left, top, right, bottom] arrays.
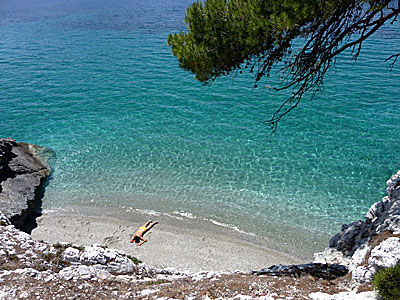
[[0, 138, 50, 230]]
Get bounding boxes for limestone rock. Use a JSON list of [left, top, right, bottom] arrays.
[[386, 171, 400, 201], [368, 237, 400, 269], [78, 244, 136, 275], [61, 243, 150, 276], [313, 170, 400, 288], [351, 266, 373, 285], [365, 197, 391, 223], [58, 265, 112, 281], [80, 245, 109, 265], [62, 247, 80, 263], [328, 220, 372, 256], [350, 237, 400, 286]]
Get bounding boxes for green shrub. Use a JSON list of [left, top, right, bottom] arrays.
[[53, 242, 72, 250], [127, 255, 142, 265], [372, 264, 400, 300]]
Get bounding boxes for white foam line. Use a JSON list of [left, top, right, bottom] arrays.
[[164, 213, 184, 220], [131, 208, 257, 237], [134, 208, 186, 221], [172, 211, 196, 219], [134, 208, 162, 216], [42, 209, 57, 214], [42, 208, 75, 214], [206, 218, 257, 237]]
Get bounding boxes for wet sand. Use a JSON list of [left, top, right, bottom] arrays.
[[31, 210, 307, 272]]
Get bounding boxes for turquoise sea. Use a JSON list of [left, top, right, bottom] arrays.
[[1, 0, 400, 254]]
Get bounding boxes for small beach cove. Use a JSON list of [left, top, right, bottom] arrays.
[[5, 139, 400, 299], [31, 208, 319, 272]]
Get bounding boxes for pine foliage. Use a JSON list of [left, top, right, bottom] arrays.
[[168, 0, 400, 130]]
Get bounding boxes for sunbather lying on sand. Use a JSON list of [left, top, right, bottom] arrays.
[[130, 220, 158, 246]]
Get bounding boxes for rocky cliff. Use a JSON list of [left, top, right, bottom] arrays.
[[0, 138, 49, 230], [315, 170, 400, 289]]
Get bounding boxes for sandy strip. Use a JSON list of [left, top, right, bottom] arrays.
[[31, 210, 308, 273]]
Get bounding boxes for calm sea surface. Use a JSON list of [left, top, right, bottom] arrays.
[[1, 0, 400, 252]]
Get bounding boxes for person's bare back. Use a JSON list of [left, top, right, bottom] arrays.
[[130, 220, 158, 246]]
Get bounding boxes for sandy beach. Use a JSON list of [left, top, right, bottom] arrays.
[[31, 210, 309, 272]]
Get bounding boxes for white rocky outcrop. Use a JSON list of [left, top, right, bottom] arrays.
[[62, 243, 157, 277], [368, 237, 400, 268], [315, 170, 400, 287], [58, 265, 114, 281], [351, 236, 400, 285]]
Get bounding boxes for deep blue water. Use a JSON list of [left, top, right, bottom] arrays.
[[1, 0, 400, 251]]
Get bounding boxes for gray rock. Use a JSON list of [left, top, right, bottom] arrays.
[[328, 220, 372, 256], [350, 244, 371, 269], [105, 256, 135, 274], [0, 139, 49, 229], [351, 266, 373, 285], [252, 263, 348, 280], [62, 247, 80, 263], [59, 265, 112, 281], [315, 243, 371, 273], [63, 244, 140, 275], [80, 245, 108, 265], [387, 172, 400, 201], [365, 197, 391, 223]]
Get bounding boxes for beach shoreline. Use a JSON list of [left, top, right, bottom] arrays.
[[31, 209, 313, 272]]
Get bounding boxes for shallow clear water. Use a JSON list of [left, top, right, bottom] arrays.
[[1, 0, 400, 250]]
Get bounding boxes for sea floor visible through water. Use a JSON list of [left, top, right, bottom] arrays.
[[2, 0, 400, 266]]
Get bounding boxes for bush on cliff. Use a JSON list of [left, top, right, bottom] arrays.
[[372, 264, 400, 300]]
